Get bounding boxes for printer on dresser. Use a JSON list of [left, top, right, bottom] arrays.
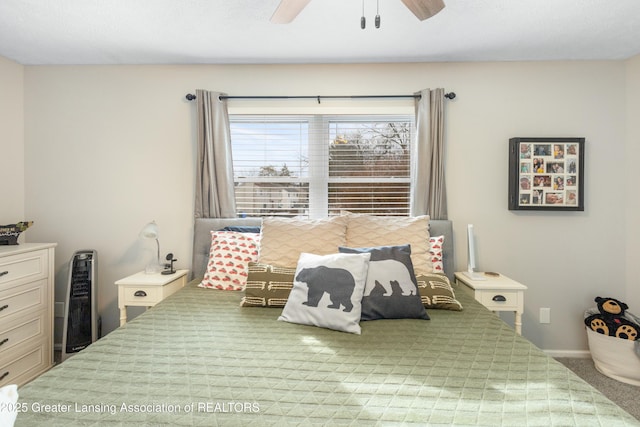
[[0, 243, 56, 387]]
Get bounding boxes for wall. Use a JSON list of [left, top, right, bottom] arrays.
[[0, 56, 24, 223], [23, 60, 629, 352], [625, 55, 640, 311]]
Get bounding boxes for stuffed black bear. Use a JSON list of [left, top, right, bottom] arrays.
[[584, 296, 639, 341]]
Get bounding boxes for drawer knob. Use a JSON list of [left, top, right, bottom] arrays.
[[134, 290, 147, 297], [0, 338, 7, 347], [0, 271, 8, 277], [492, 295, 506, 302], [0, 372, 8, 381], [0, 305, 8, 312]]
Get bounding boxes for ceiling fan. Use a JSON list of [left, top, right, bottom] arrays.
[[271, 0, 445, 24]]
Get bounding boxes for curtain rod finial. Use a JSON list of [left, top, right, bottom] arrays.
[[186, 93, 196, 101], [444, 92, 456, 100]]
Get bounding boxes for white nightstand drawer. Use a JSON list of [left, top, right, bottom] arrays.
[[116, 270, 188, 325], [0, 249, 48, 287], [479, 291, 520, 310], [454, 272, 527, 335], [0, 279, 47, 321], [121, 286, 163, 306]]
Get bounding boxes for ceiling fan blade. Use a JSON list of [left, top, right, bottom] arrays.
[[400, 0, 445, 21], [270, 0, 312, 24]]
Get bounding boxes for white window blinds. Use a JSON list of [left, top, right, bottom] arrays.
[[229, 114, 413, 218]]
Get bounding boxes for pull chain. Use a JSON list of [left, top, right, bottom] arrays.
[[361, 0, 381, 30]]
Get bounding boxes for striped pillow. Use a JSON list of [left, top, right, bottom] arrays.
[[240, 262, 295, 307], [416, 273, 463, 311]]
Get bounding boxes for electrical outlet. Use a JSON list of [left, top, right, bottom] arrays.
[[540, 307, 551, 324]]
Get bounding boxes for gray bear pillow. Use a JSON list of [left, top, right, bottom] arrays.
[[278, 252, 371, 334], [339, 244, 429, 321]]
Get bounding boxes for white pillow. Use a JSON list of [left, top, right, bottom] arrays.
[[0, 384, 18, 427], [278, 252, 371, 334]]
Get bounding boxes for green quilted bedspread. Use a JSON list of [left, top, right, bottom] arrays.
[[15, 281, 639, 426]]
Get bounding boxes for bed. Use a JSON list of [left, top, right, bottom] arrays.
[[14, 217, 639, 426]]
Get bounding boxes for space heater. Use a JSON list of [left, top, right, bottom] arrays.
[[61, 250, 100, 362]]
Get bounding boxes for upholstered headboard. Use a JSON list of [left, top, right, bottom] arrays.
[[192, 218, 454, 282]]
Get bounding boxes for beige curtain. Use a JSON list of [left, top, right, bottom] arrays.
[[411, 88, 447, 219], [194, 89, 237, 218]]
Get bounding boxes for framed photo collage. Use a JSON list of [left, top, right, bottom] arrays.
[[508, 137, 585, 211]]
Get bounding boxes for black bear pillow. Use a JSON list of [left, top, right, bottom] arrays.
[[340, 244, 429, 321], [278, 252, 370, 334]]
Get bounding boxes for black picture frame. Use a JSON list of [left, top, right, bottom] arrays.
[[508, 137, 584, 211]]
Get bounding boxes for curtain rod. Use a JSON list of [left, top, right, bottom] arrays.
[[185, 92, 456, 103]]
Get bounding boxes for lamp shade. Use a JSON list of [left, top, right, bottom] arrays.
[[139, 221, 159, 239]]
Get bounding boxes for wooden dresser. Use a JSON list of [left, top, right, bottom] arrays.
[[0, 243, 56, 387]]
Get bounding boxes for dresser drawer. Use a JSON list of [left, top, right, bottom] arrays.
[[0, 343, 47, 387], [0, 279, 47, 321], [0, 244, 55, 386], [479, 290, 520, 311], [0, 249, 48, 287], [0, 311, 46, 356]]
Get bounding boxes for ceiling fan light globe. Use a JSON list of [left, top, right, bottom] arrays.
[[270, 0, 312, 24], [400, 0, 445, 21]]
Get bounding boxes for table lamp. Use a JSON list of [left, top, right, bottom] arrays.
[[139, 221, 161, 274]]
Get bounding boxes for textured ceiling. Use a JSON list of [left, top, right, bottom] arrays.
[[1, 0, 639, 65]]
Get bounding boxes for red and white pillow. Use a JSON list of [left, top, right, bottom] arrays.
[[199, 231, 260, 291], [428, 235, 445, 274]]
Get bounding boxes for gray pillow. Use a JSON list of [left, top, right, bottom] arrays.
[[339, 244, 429, 321]]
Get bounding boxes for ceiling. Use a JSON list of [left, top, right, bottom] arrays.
[[1, 0, 640, 65]]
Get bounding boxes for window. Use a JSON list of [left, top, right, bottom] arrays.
[[230, 114, 414, 218]]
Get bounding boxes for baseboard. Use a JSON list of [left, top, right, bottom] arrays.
[[544, 349, 591, 358]]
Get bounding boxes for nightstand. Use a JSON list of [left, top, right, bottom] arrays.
[[454, 272, 527, 335], [116, 270, 188, 326]]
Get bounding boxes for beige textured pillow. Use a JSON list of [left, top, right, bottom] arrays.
[[258, 216, 348, 268], [344, 214, 432, 275]]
